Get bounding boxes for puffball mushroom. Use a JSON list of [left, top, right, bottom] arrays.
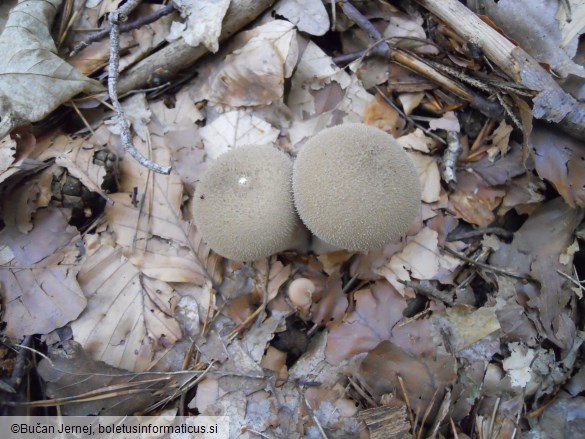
[[293, 123, 421, 251], [193, 144, 307, 261], [287, 278, 316, 314]]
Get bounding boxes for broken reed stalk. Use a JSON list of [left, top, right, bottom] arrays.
[[108, 0, 171, 174], [337, 0, 503, 120], [414, 0, 585, 140], [117, 0, 276, 95]]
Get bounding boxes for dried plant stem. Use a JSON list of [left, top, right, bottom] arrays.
[[71, 3, 175, 56], [414, 0, 585, 140], [336, 0, 503, 120], [117, 0, 276, 94], [443, 246, 528, 280], [447, 227, 513, 241], [8, 335, 33, 389], [398, 279, 454, 305], [108, 0, 171, 174]]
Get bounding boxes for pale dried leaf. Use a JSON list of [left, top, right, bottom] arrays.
[[0, 136, 16, 174], [449, 170, 505, 227], [432, 305, 501, 352], [428, 111, 460, 132], [556, 0, 585, 48], [208, 20, 298, 106], [407, 151, 441, 203], [398, 92, 424, 115], [358, 340, 457, 419], [531, 124, 585, 208], [274, 0, 330, 36], [0, 0, 102, 138], [1, 262, 86, 338], [199, 110, 279, 159], [326, 280, 435, 364], [490, 198, 584, 350], [72, 245, 182, 371], [173, 0, 230, 52], [0, 207, 78, 265], [150, 89, 204, 133], [397, 128, 435, 153], [288, 41, 351, 118]]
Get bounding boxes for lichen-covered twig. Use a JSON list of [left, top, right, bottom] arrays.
[[441, 131, 461, 190], [108, 0, 171, 175], [70, 3, 175, 57]]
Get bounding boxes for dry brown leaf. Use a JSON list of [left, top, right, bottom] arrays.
[[431, 305, 501, 352], [71, 245, 182, 371], [274, 0, 330, 36], [199, 110, 279, 159], [428, 111, 460, 132], [499, 173, 546, 216], [0, 206, 86, 337], [374, 227, 461, 295], [310, 272, 348, 325], [1, 260, 86, 338], [397, 128, 436, 153], [172, 0, 229, 51], [449, 170, 506, 227], [407, 151, 441, 203], [470, 141, 526, 186], [305, 384, 361, 435], [490, 198, 584, 350], [363, 93, 406, 136], [207, 20, 297, 106], [326, 280, 436, 364], [358, 340, 457, 419], [37, 340, 173, 415], [150, 89, 204, 133], [531, 124, 585, 208], [288, 40, 350, 118]]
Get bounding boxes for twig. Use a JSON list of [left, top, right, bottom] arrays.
[[8, 335, 33, 389], [304, 394, 329, 439], [442, 246, 529, 280], [70, 3, 175, 56], [336, 0, 503, 120], [398, 279, 454, 305], [441, 131, 461, 190], [557, 269, 585, 295], [108, 0, 171, 174], [374, 86, 445, 144], [447, 227, 513, 241], [414, 0, 585, 140]]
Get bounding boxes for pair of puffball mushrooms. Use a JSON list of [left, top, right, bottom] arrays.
[[193, 123, 421, 262]]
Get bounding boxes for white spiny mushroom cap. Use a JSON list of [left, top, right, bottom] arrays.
[[293, 123, 421, 251], [193, 144, 301, 261]]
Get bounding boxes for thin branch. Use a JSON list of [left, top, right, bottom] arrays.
[[336, 0, 503, 120], [8, 335, 34, 389], [443, 246, 529, 280], [398, 279, 454, 305], [447, 227, 513, 241], [70, 3, 175, 56], [107, 0, 171, 174]]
